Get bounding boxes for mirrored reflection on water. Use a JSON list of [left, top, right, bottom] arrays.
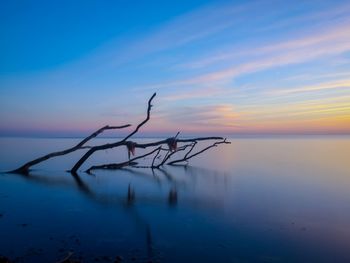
[[0, 137, 350, 262]]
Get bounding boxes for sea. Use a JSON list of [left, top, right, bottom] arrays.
[[0, 136, 350, 262]]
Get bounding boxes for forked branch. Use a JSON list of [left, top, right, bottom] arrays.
[[69, 92, 157, 174], [9, 124, 131, 174], [167, 139, 231, 165], [9, 92, 230, 175]]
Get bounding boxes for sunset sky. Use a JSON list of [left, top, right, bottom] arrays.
[[1, 0, 350, 136]]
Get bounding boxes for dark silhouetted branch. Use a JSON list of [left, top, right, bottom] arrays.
[[184, 141, 197, 159], [85, 138, 226, 172], [153, 143, 194, 168], [79, 136, 226, 173], [10, 92, 230, 175], [151, 147, 162, 167], [123, 92, 156, 141], [9, 124, 131, 174], [70, 93, 156, 174], [167, 139, 231, 165], [86, 146, 164, 173]]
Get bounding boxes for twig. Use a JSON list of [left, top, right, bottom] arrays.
[[155, 132, 180, 168], [123, 93, 156, 141], [151, 147, 162, 168], [86, 146, 164, 173], [167, 139, 231, 165], [154, 143, 193, 168], [184, 142, 197, 159]]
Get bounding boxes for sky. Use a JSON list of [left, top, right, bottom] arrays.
[[1, 0, 350, 137]]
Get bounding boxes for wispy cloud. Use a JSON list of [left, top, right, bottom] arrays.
[[161, 86, 231, 102], [270, 79, 350, 95], [154, 22, 350, 87], [146, 104, 242, 133], [2, 0, 350, 135]]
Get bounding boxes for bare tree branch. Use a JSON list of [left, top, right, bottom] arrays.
[[9, 92, 230, 175], [167, 139, 231, 165], [75, 136, 225, 173], [184, 142, 197, 159], [151, 147, 162, 167], [154, 132, 180, 168], [70, 93, 157, 174], [85, 139, 224, 172], [154, 143, 194, 168], [9, 124, 131, 174], [123, 92, 156, 141], [86, 146, 164, 173]]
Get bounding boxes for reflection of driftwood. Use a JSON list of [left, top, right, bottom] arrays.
[[168, 187, 178, 205], [9, 166, 229, 263], [10, 93, 230, 175]]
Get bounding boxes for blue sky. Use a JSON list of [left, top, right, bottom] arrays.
[[1, 0, 350, 136]]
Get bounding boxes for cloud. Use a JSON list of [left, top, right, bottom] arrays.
[[124, 0, 270, 54], [2, 0, 350, 135], [270, 79, 350, 95], [181, 3, 350, 69], [161, 86, 232, 102], [148, 104, 241, 133], [179, 24, 350, 84], [135, 17, 350, 92], [237, 94, 350, 121]]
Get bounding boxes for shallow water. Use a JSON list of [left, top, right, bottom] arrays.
[[0, 136, 350, 262]]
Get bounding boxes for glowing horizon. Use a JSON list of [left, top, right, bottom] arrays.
[[1, 0, 349, 136]]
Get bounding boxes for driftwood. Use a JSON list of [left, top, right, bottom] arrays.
[[9, 124, 131, 174], [10, 93, 230, 175]]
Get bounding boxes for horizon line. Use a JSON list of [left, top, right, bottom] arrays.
[[1, 132, 349, 139]]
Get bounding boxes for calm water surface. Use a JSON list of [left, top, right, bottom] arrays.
[[0, 137, 350, 262]]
